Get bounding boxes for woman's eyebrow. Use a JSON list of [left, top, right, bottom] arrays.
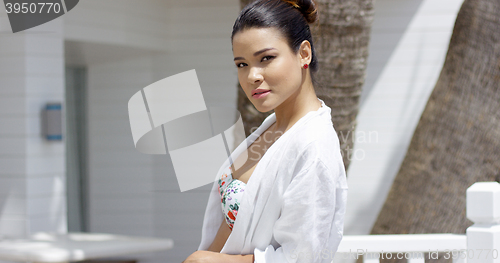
[[234, 47, 277, 61], [253, 47, 276, 56]]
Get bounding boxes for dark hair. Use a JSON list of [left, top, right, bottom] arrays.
[[231, 0, 319, 80]]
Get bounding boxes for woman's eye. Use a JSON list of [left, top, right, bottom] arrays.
[[262, 55, 275, 62], [236, 62, 247, 68]]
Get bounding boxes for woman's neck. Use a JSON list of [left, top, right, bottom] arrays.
[[272, 81, 321, 134]]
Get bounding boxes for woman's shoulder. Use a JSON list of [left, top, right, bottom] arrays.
[[283, 111, 342, 166], [291, 110, 340, 150]]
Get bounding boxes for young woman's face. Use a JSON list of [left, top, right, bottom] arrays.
[[232, 27, 304, 113]]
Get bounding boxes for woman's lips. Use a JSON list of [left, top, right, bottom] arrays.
[[252, 90, 270, 99]]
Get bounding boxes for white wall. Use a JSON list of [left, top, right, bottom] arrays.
[[360, 0, 425, 107], [0, 5, 67, 241], [344, 0, 465, 236], [63, 1, 239, 263]]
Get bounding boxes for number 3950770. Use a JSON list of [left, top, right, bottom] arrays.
[[5, 3, 62, 14]]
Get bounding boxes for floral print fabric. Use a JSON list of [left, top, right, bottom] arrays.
[[218, 165, 246, 230]]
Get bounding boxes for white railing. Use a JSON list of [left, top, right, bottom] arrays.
[[335, 182, 500, 263]]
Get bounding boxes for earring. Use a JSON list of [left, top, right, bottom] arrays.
[[303, 64, 309, 69]]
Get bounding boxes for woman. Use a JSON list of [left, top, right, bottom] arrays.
[[183, 0, 347, 262]]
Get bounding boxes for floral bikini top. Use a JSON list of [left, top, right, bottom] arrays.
[[217, 165, 246, 230]]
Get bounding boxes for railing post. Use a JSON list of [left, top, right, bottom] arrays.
[[466, 182, 500, 263], [363, 252, 380, 263], [407, 256, 424, 263]]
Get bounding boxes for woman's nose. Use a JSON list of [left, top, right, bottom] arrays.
[[248, 67, 263, 83]]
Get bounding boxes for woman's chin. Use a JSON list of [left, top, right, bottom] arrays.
[[254, 105, 274, 113], [249, 99, 275, 113]]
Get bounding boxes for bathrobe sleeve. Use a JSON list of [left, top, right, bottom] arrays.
[[253, 154, 346, 263]]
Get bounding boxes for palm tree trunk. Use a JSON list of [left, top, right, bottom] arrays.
[[370, 0, 500, 261], [236, 0, 375, 170]]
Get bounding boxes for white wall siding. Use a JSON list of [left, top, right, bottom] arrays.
[[0, 5, 67, 241], [64, 0, 171, 51]]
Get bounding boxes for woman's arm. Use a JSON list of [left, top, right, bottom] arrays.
[[182, 251, 254, 263], [183, 220, 254, 262], [252, 157, 347, 262], [206, 219, 231, 252]]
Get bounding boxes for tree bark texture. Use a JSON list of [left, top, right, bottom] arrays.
[[235, 0, 374, 171], [369, 0, 500, 261]]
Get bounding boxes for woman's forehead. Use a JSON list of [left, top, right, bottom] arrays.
[[232, 28, 288, 53]]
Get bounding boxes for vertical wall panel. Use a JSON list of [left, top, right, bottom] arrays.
[[0, 10, 67, 240]]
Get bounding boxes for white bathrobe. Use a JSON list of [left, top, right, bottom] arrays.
[[197, 98, 348, 263]]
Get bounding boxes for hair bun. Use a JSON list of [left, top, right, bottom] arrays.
[[282, 0, 318, 24]]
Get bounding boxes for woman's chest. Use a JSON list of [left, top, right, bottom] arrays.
[[230, 127, 279, 184]]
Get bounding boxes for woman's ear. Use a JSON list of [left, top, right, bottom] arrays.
[[299, 40, 312, 65]]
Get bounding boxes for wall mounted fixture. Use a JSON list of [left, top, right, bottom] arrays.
[[43, 103, 63, 141]]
